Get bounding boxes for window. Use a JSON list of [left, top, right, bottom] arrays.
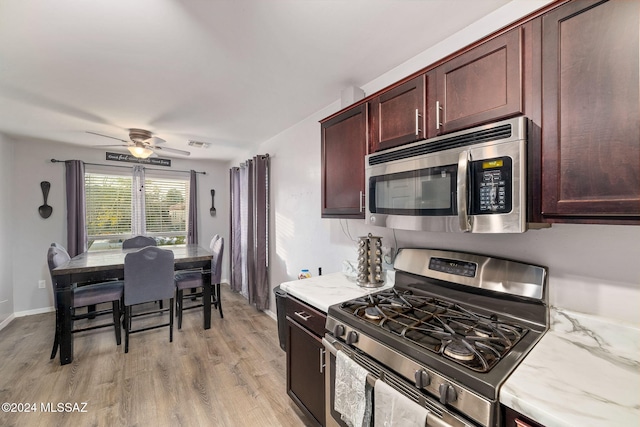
[[85, 169, 189, 250], [144, 177, 189, 241]]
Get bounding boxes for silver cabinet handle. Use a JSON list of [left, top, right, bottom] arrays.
[[294, 311, 312, 321], [319, 347, 326, 374], [436, 101, 442, 130], [457, 151, 472, 232], [415, 108, 422, 136], [359, 190, 364, 213]]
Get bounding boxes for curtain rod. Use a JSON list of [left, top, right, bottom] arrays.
[[233, 153, 270, 168], [50, 159, 206, 175]]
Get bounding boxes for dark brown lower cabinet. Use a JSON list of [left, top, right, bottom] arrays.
[[286, 296, 326, 426], [502, 405, 545, 427]]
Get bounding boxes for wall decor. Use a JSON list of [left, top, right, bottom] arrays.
[[39, 181, 52, 218], [210, 189, 216, 216], [105, 152, 171, 167]]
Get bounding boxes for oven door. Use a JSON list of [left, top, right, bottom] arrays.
[[323, 335, 475, 427]]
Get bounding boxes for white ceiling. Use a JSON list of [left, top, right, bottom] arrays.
[[0, 0, 514, 161]]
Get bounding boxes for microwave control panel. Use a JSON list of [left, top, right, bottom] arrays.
[[470, 157, 512, 214]]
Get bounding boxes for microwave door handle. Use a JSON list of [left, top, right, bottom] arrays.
[[457, 151, 472, 232]]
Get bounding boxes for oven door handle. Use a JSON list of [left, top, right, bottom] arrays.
[[457, 150, 472, 232], [323, 336, 376, 388], [323, 336, 467, 427]]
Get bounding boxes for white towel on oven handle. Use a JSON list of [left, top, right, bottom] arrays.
[[374, 379, 429, 427], [334, 350, 373, 427]]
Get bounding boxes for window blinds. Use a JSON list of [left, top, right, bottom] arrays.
[[85, 172, 189, 241]]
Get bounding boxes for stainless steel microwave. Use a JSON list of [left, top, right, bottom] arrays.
[[365, 116, 528, 233]]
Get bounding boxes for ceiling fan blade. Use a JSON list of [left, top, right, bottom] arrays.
[[152, 145, 191, 156], [86, 131, 128, 143], [95, 144, 130, 148], [144, 136, 166, 145]]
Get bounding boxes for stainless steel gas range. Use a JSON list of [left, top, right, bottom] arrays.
[[323, 248, 548, 427]]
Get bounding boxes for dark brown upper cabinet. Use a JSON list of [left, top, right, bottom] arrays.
[[369, 75, 427, 152], [321, 103, 367, 218], [540, 0, 640, 223], [429, 27, 524, 136]]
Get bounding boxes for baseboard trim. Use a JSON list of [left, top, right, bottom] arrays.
[[264, 309, 276, 322], [0, 313, 16, 332], [15, 306, 55, 317]]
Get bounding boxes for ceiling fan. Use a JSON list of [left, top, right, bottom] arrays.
[[87, 128, 191, 159]]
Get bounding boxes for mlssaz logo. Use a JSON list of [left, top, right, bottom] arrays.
[[40, 402, 88, 413]]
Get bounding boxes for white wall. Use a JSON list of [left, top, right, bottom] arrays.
[[0, 133, 14, 326], [4, 0, 639, 327], [8, 136, 230, 315], [254, 0, 640, 325]]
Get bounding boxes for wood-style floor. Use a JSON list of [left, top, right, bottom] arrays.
[[0, 285, 312, 427]]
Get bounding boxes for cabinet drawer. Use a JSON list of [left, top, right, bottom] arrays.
[[285, 296, 326, 337]]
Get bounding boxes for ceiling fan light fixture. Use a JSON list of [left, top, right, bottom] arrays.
[[128, 145, 153, 159]]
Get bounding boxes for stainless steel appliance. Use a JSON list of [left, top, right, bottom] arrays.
[[365, 117, 528, 233], [323, 248, 548, 427]]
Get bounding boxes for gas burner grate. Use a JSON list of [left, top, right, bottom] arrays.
[[339, 289, 528, 373]]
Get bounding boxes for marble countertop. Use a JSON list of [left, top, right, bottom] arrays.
[[279, 271, 394, 312], [281, 273, 640, 426], [500, 307, 640, 427]]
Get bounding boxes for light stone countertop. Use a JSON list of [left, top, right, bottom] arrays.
[[280, 273, 640, 427], [279, 271, 394, 313], [500, 307, 640, 427]]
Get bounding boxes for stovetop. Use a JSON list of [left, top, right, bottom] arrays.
[[338, 288, 528, 373], [326, 248, 549, 401]]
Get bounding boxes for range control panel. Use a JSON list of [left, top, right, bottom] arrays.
[[429, 257, 477, 278], [470, 156, 512, 215]]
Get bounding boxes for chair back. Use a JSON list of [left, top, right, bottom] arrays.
[[51, 242, 67, 252], [124, 246, 175, 306], [210, 235, 224, 285], [47, 244, 70, 277], [47, 244, 71, 308], [122, 235, 157, 249]]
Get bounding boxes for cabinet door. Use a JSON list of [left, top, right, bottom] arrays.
[[370, 75, 426, 152], [502, 405, 545, 427], [541, 0, 640, 221], [286, 318, 325, 427], [321, 104, 367, 218], [431, 27, 523, 135]]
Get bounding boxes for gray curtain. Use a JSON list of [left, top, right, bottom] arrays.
[[230, 167, 242, 294], [65, 160, 87, 257], [230, 155, 269, 310], [131, 165, 146, 237], [188, 170, 198, 244]]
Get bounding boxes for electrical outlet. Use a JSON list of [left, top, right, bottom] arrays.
[[38, 280, 46, 289]]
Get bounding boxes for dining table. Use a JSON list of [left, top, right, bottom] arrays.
[[50, 244, 214, 365]]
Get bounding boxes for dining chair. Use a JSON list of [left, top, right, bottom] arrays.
[[175, 235, 224, 329], [122, 235, 163, 308], [123, 246, 175, 353], [47, 244, 124, 360], [122, 235, 157, 249]]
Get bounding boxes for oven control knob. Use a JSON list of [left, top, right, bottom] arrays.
[[346, 331, 359, 345], [333, 324, 346, 337], [414, 370, 431, 389], [438, 383, 458, 405]]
